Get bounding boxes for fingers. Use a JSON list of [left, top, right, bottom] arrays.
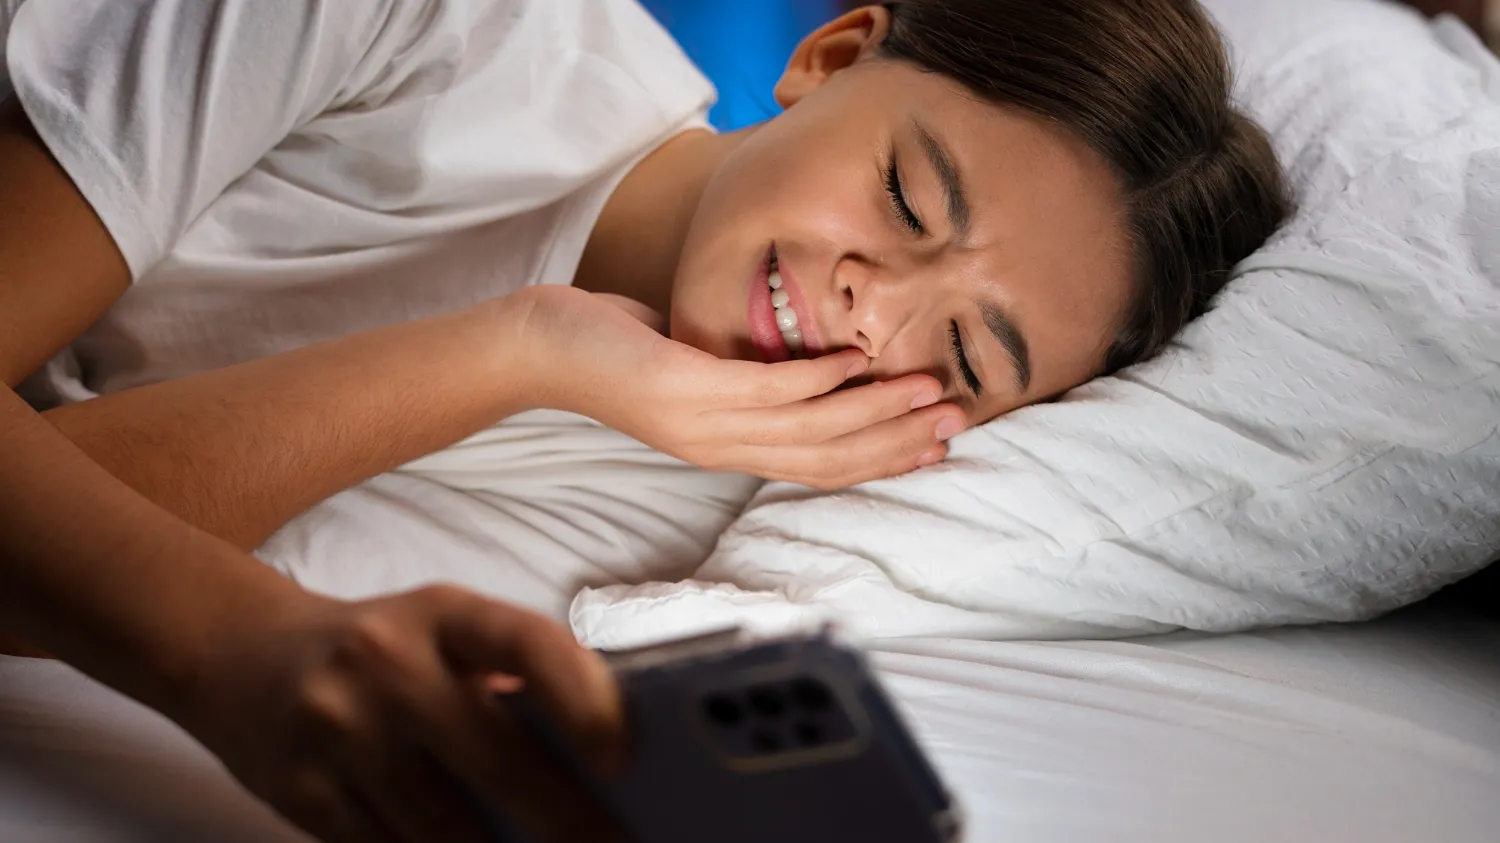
[[430, 589, 626, 774], [436, 690, 627, 843], [735, 403, 967, 490], [288, 606, 493, 843], [707, 349, 871, 409], [351, 589, 624, 843], [728, 373, 946, 447], [339, 787, 415, 843], [275, 771, 404, 843], [228, 588, 630, 843], [350, 749, 491, 843]]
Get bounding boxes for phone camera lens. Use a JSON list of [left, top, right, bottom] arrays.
[[750, 729, 782, 754], [794, 722, 825, 747], [790, 678, 833, 712], [747, 686, 787, 719], [704, 694, 743, 727]]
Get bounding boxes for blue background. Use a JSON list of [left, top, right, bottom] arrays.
[[639, 0, 845, 130]]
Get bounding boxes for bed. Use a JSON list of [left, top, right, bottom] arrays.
[[4, 601, 1498, 842], [4, 434, 1499, 842]]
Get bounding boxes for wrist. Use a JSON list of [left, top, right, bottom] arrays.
[[483, 286, 583, 417], [140, 533, 323, 730]]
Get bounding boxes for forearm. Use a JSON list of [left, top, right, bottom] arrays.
[[0, 384, 307, 714], [43, 296, 536, 550]]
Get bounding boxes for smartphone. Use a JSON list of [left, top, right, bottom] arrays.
[[484, 625, 964, 843]]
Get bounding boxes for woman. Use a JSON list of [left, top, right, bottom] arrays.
[[0, 0, 1291, 840]]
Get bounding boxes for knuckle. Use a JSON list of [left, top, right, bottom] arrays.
[[756, 414, 823, 448], [791, 414, 822, 444], [334, 612, 409, 673], [292, 674, 360, 740], [740, 423, 784, 448], [812, 453, 844, 484], [749, 376, 787, 407]]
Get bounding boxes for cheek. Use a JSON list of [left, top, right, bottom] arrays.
[[865, 332, 948, 390], [671, 153, 870, 344], [972, 393, 1033, 425], [715, 115, 879, 234]]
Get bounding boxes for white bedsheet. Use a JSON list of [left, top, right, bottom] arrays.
[[3, 605, 1497, 842], [6, 398, 1497, 842]]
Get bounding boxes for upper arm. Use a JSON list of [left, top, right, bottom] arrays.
[[3, 0, 409, 278], [0, 0, 417, 385], [0, 97, 128, 387]]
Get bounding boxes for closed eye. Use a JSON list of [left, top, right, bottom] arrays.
[[949, 321, 983, 397], [883, 151, 924, 234]]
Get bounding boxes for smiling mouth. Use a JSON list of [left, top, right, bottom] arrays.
[[765, 246, 806, 355]]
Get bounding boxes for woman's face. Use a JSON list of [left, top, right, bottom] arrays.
[[669, 8, 1134, 424]]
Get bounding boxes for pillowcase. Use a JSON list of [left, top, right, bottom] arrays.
[[571, 0, 1500, 648]]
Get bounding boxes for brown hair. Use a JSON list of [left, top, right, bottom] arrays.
[[878, 0, 1294, 373]]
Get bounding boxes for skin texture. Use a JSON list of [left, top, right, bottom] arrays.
[[0, 6, 1139, 842], [585, 8, 1134, 425], [0, 93, 633, 837]]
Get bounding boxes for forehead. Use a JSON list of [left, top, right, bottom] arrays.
[[872, 63, 1134, 384]]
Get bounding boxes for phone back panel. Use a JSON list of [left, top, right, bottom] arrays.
[[602, 633, 962, 843]]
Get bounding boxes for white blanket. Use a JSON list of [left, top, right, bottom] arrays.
[[261, 409, 760, 620]]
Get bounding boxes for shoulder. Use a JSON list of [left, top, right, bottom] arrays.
[[339, 0, 714, 118]]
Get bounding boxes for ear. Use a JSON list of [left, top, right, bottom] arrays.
[[773, 6, 893, 110]]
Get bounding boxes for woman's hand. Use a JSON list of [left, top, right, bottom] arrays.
[[180, 585, 627, 843], [511, 285, 966, 489]]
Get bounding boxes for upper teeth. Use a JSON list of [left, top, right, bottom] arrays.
[[768, 269, 804, 352]]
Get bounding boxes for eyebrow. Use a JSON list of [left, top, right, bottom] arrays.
[[980, 301, 1032, 393], [913, 120, 972, 242]]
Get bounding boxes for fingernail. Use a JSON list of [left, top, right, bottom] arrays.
[[916, 449, 943, 467], [910, 391, 940, 410], [935, 417, 964, 442], [483, 673, 526, 696], [845, 357, 870, 379]]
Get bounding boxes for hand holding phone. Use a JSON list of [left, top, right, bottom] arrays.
[[484, 626, 963, 843]]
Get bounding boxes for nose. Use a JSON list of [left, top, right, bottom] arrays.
[[836, 260, 923, 358]]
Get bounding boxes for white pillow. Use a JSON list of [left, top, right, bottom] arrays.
[[571, 0, 1500, 648]]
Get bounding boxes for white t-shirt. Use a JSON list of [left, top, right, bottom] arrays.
[[1, 0, 715, 399]]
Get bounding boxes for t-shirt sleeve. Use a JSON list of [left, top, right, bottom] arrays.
[[3, 0, 434, 279]]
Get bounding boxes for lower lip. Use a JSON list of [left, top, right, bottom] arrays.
[[748, 248, 790, 363]]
